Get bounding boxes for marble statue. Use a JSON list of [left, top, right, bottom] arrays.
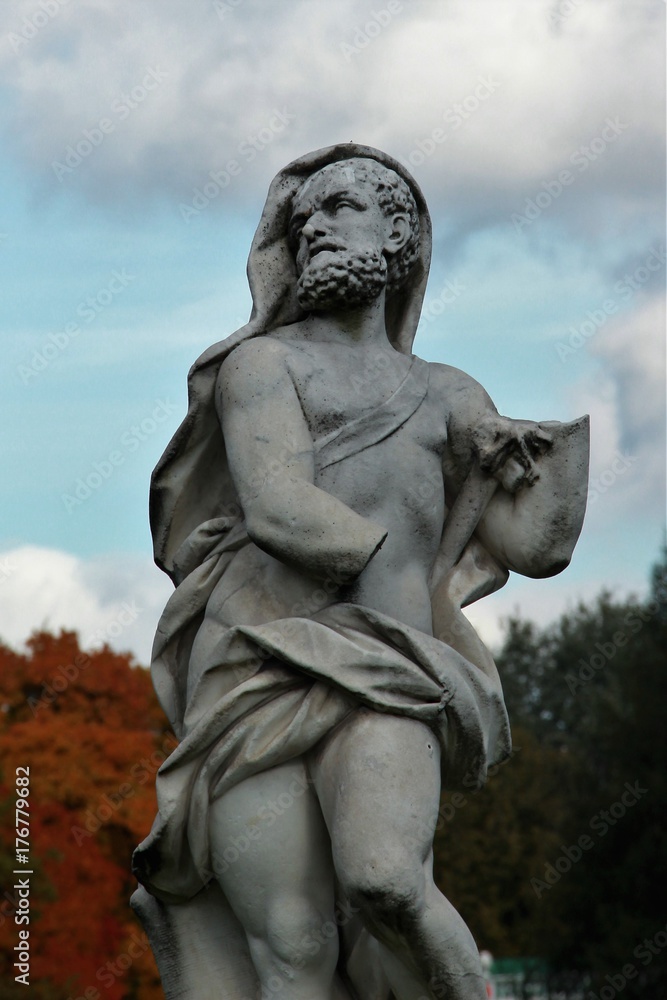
[[131, 143, 589, 1000]]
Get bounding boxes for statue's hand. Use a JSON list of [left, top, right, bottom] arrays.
[[472, 416, 554, 494]]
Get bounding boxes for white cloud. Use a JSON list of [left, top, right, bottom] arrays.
[[0, 545, 172, 664], [592, 292, 665, 455], [568, 292, 666, 525], [0, 0, 661, 242]]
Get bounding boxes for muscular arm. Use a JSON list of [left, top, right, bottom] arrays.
[[217, 337, 387, 583], [437, 364, 550, 495], [438, 365, 498, 495]]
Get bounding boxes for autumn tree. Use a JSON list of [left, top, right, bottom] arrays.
[[0, 630, 175, 1000]]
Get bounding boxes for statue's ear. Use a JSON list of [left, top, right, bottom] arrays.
[[384, 213, 411, 256]]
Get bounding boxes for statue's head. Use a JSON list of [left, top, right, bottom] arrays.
[[289, 157, 421, 313]]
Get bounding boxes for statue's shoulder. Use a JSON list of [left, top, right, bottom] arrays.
[[427, 360, 475, 387], [424, 361, 494, 414], [220, 332, 292, 377], [215, 335, 297, 411]]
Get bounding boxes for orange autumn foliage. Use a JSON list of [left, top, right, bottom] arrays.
[[0, 630, 175, 1000]]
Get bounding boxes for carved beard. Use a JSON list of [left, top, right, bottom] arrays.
[[296, 248, 388, 312]]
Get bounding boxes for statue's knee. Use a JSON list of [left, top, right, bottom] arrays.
[[257, 899, 339, 974], [342, 859, 425, 937]]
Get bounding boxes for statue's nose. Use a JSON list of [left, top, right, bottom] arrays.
[[301, 215, 326, 241]]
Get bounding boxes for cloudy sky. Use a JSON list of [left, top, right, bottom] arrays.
[[0, 0, 664, 664]]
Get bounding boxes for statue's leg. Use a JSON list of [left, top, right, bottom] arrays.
[[208, 756, 351, 1000], [308, 708, 487, 1000]]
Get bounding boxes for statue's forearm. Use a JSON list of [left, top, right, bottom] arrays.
[[244, 476, 387, 583]]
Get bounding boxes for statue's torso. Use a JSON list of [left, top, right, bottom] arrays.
[[213, 333, 451, 636]]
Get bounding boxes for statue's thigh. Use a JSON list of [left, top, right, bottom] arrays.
[[309, 708, 442, 871], [208, 756, 335, 937]]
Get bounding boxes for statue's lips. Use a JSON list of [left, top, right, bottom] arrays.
[[309, 242, 345, 260]]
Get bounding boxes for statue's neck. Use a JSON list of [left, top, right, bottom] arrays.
[[299, 291, 390, 348]]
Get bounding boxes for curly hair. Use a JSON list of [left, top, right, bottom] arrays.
[[294, 157, 421, 297]]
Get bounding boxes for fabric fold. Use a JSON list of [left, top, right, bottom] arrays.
[[315, 356, 430, 471], [133, 600, 510, 904]]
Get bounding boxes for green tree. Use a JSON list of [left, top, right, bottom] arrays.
[[434, 550, 667, 998]]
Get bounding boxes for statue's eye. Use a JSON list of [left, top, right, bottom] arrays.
[[289, 216, 307, 245], [330, 195, 364, 215]]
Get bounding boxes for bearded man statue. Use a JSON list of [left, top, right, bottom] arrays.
[[132, 144, 588, 1000]]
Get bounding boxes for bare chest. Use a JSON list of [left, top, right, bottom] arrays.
[[284, 342, 416, 437]]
